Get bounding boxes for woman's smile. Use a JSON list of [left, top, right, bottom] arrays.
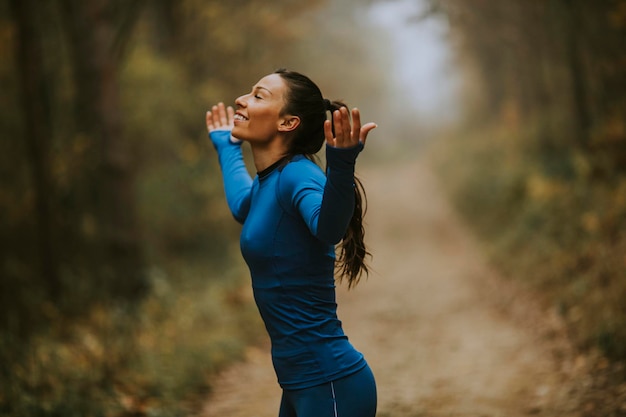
[[233, 112, 249, 122]]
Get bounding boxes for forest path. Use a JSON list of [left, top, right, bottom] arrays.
[[198, 153, 587, 417]]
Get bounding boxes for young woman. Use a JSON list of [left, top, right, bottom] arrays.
[[206, 69, 377, 417]]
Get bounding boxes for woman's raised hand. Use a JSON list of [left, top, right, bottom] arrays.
[[206, 102, 234, 133], [324, 107, 377, 149]]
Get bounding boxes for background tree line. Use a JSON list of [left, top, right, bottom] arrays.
[[428, 0, 626, 365]]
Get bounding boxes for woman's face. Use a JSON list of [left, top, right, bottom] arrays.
[[232, 73, 291, 144]]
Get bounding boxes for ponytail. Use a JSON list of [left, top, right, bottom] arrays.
[[336, 176, 370, 288]]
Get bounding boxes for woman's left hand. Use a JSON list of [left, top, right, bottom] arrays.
[[324, 107, 377, 148]]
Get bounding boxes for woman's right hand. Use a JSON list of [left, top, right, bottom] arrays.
[[206, 102, 234, 132], [206, 102, 239, 147]]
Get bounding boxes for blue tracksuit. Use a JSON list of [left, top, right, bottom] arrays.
[[209, 129, 366, 390]]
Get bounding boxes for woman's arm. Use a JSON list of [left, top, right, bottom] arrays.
[[206, 104, 252, 224], [316, 143, 363, 243], [316, 107, 376, 242], [280, 108, 376, 244]]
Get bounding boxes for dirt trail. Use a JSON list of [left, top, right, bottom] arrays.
[[198, 156, 588, 417]]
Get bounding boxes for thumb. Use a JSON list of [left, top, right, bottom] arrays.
[[360, 122, 378, 145]]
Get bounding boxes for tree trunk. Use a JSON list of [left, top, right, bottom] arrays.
[[562, 0, 591, 147], [10, 0, 60, 300], [59, 0, 146, 300]]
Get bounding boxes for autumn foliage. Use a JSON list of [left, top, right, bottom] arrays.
[[429, 0, 626, 362], [0, 0, 348, 415]]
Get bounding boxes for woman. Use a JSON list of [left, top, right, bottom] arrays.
[[206, 69, 377, 417]]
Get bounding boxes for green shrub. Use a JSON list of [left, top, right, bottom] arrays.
[[0, 260, 262, 417]]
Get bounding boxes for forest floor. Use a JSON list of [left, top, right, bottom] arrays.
[[196, 153, 600, 417]]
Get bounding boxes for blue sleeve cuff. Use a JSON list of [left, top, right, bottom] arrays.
[[325, 142, 364, 172], [209, 129, 242, 150]]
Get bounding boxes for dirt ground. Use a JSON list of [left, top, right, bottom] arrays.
[[198, 155, 594, 417]]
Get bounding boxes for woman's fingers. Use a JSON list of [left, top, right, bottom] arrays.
[[206, 110, 214, 132], [351, 108, 376, 145], [226, 105, 235, 125], [340, 107, 351, 145], [218, 102, 228, 126], [206, 102, 234, 132], [360, 122, 377, 146], [211, 105, 221, 128], [324, 120, 335, 146], [332, 110, 343, 145], [351, 108, 362, 142], [332, 108, 353, 147], [327, 106, 376, 148]]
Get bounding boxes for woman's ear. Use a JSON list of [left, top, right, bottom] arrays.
[[278, 115, 301, 132]]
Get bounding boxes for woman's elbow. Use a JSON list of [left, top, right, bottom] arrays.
[[315, 229, 344, 245]]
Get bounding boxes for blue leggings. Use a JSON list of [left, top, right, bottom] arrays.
[[278, 365, 377, 417]]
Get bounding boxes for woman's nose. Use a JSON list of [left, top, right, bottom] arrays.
[[235, 94, 247, 108]]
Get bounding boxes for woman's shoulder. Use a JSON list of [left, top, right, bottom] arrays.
[[278, 156, 325, 192], [283, 155, 323, 176]]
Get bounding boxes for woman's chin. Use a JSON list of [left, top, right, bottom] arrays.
[[231, 128, 245, 141]]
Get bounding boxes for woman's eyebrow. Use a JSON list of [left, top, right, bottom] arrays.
[[253, 85, 273, 95]]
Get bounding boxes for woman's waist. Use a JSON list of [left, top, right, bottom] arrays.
[[270, 337, 366, 389]]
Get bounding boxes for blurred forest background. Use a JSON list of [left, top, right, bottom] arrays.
[[0, 0, 624, 415]]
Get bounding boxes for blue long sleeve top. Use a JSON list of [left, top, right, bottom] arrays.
[[210, 129, 366, 389]]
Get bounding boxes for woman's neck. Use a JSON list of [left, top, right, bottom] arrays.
[[250, 138, 288, 173]]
